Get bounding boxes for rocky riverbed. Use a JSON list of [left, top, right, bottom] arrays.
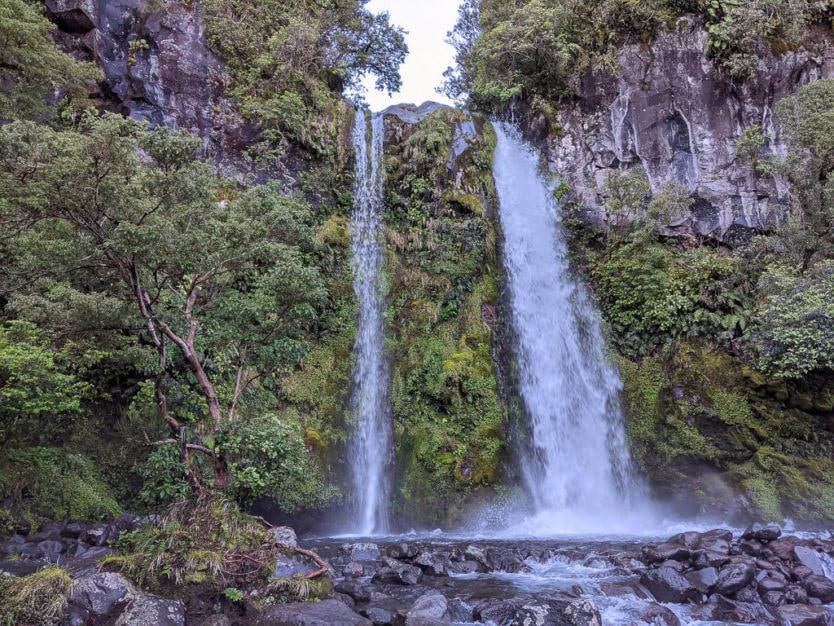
[[2, 521, 834, 624]]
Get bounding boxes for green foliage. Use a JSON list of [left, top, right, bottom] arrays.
[[200, 0, 405, 158], [382, 111, 505, 524], [219, 413, 339, 510], [0, 448, 121, 526], [0, 0, 99, 121], [136, 446, 192, 508], [0, 565, 74, 625], [751, 262, 834, 378], [591, 241, 752, 357], [223, 587, 245, 602], [0, 321, 87, 447], [702, 0, 833, 77], [105, 495, 267, 588], [0, 112, 334, 503], [602, 167, 651, 239]]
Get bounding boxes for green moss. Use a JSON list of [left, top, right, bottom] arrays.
[[0, 447, 121, 528], [381, 111, 505, 525], [0, 565, 74, 625]]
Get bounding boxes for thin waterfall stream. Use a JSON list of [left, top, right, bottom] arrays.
[[492, 122, 650, 534], [347, 111, 391, 535]]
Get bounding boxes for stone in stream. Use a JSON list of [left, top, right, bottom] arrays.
[[372, 563, 423, 586], [474, 595, 602, 626], [405, 592, 451, 626], [685, 566, 718, 594], [778, 604, 834, 626], [413, 551, 449, 576], [639, 603, 681, 626], [386, 543, 418, 560], [713, 561, 756, 597], [804, 575, 834, 603], [641, 566, 701, 603], [360, 606, 396, 625], [795, 547, 828, 576], [255, 599, 372, 625], [742, 523, 782, 542], [343, 561, 365, 578], [335, 581, 372, 603], [342, 543, 381, 561], [641, 543, 691, 564]]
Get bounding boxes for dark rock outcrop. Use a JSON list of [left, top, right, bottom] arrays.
[[255, 599, 372, 625], [544, 16, 834, 242]]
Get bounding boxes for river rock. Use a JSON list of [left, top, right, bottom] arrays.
[[274, 552, 319, 578], [269, 526, 298, 548], [691, 549, 731, 569], [413, 551, 449, 576], [642, 543, 690, 564], [361, 606, 396, 625], [114, 593, 186, 626], [405, 592, 452, 626], [372, 563, 423, 586], [769, 536, 807, 561], [342, 543, 381, 561], [639, 603, 681, 626], [255, 599, 372, 625], [804, 575, 834, 603], [713, 562, 756, 597], [743, 523, 782, 542], [690, 595, 774, 623], [795, 547, 828, 576], [343, 561, 365, 578], [474, 595, 601, 626], [778, 604, 834, 626], [686, 566, 718, 593], [335, 581, 372, 603], [387, 543, 419, 559], [68, 571, 134, 617], [641, 566, 701, 603]]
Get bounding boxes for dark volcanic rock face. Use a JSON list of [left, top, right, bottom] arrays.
[[46, 0, 249, 174], [545, 16, 834, 243]]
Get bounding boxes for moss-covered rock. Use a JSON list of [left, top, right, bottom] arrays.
[[380, 107, 506, 526], [619, 342, 834, 522]]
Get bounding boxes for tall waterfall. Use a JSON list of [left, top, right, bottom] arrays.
[[347, 111, 390, 535], [493, 123, 648, 534]]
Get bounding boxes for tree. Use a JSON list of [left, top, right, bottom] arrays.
[[0, 113, 326, 492], [0, 0, 99, 120]]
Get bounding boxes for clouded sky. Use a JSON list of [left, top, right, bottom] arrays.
[[361, 0, 461, 111]]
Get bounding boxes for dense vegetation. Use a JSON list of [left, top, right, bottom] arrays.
[[444, 0, 834, 110], [0, 0, 406, 531]]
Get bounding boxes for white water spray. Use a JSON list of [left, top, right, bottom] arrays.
[[347, 112, 391, 535], [493, 123, 649, 534]]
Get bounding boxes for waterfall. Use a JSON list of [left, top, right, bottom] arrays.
[[492, 123, 649, 534], [347, 111, 391, 535]]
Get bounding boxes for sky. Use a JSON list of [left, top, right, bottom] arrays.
[[361, 0, 461, 111]]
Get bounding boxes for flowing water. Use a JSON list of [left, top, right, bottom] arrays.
[[347, 111, 391, 535], [492, 123, 650, 534]]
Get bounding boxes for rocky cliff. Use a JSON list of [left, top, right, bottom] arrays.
[[46, 0, 254, 175], [542, 16, 834, 242]]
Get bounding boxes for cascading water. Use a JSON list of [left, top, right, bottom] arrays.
[[493, 123, 649, 534], [347, 111, 391, 535]]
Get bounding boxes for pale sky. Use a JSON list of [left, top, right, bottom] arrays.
[[361, 0, 460, 111]]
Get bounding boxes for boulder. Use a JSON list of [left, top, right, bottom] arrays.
[[342, 543, 381, 561], [713, 562, 756, 597], [743, 524, 782, 542], [405, 592, 452, 626], [804, 575, 834, 603], [274, 552, 320, 578], [44, 0, 97, 33], [202, 616, 232, 626], [387, 543, 419, 560], [778, 604, 834, 626], [334, 581, 372, 603], [642, 543, 690, 564], [474, 595, 601, 626], [685, 566, 718, 594], [769, 536, 806, 562], [69, 571, 134, 617], [795, 547, 827, 577], [255, 600, 372, 625], [114, 593, 186, 626], [641, 566, 701, 603], [269, 526, 298, 548], [61, 522, 86, 539], [667, 531, 702, 548]]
